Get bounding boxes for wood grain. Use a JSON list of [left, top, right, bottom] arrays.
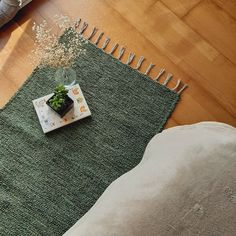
[[184, 0, 236, 64], [0, 0, 235, 128], [161, 0, 202, 17], [213, 0, 236, 20], [105, 0, 236, 117]]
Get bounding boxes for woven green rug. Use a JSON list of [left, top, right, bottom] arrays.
[[0, 40, 179, 235]]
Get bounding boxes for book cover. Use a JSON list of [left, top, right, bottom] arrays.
[[32, 84, 91, 133]]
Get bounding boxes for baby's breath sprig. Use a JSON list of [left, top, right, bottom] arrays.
[[30, 15, 87, 69]]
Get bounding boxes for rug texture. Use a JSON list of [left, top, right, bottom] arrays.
[[0, 40, 179, 235]]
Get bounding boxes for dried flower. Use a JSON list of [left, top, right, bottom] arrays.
[[30, 15, 87, 69]]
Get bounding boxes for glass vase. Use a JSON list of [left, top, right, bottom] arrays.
[[55, 67, 76, 89]]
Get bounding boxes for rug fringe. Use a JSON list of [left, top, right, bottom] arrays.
[[88, 27, 98, 40], [101, 37, 110, 50], [177, 84, 188, 94], [118, 46, 125, 60], [74, 18, 81, 29], [76, 20, 188, 95], [154, 68, 165, 82], [126, 52, 135, 65], [144, 63, 155, 76], [171, 79, 181, 91], [79, 22, 88, 34], [163, 73, 173, 86], [109, 43, 118, 54], [94, 32, 104, 45], [135, 56, 145, 70]]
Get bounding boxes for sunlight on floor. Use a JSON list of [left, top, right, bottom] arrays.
[[0, 19, 34, 108]]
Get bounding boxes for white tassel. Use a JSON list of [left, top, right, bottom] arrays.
[[79, 22, 88, 34], [126, 52, 135, 65], [87, 27, 97, 40], [177, 84, 188, 94], [74, 18, 81, 29], [163, 73, 173, 86], [144, 63, 155, 76], [94, 32, 104, 45], [101, 37, 110, 50], [135, 56, 145, 70], [154, 68, 165, 81], [171, 79, 181, 91], [109, 43, 119, 54], [118, 46, 125, 60]]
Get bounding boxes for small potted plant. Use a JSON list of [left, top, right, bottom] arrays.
[[46, 84, 74, 117]]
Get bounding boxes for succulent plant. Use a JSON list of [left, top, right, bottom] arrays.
[[49, 84, 68, 111]]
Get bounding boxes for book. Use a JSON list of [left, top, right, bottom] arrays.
[[32, 84, 91, 133]]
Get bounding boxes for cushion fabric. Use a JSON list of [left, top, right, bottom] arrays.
[[64, 122, 236, 236]]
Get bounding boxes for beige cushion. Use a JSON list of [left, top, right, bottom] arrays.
[[64, 122, 236, 236]]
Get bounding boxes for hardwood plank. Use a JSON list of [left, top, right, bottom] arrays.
[[0, 21, 34, 107], [184, 0, 236, 65], [173, 78, 236, 126], [0, 71, 18, 108], [164, 118, 179, 128], [213, 0, 236, 20], [161, 0, 202, 18], [105, 0, 236, 118]]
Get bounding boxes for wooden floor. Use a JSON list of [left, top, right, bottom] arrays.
[[0, 0, 236, 128]]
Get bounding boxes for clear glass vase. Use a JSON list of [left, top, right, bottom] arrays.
[[55, 67, 76, 89]]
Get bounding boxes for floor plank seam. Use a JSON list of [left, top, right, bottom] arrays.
[[210, 0, 236, 21], [182, 19, 236, 68], [159, 0, 203, 19]]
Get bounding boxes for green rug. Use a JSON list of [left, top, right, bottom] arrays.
[[0, 40, 179, 235]]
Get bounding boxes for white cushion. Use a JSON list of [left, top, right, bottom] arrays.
[[64, 122, 236, 236]]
